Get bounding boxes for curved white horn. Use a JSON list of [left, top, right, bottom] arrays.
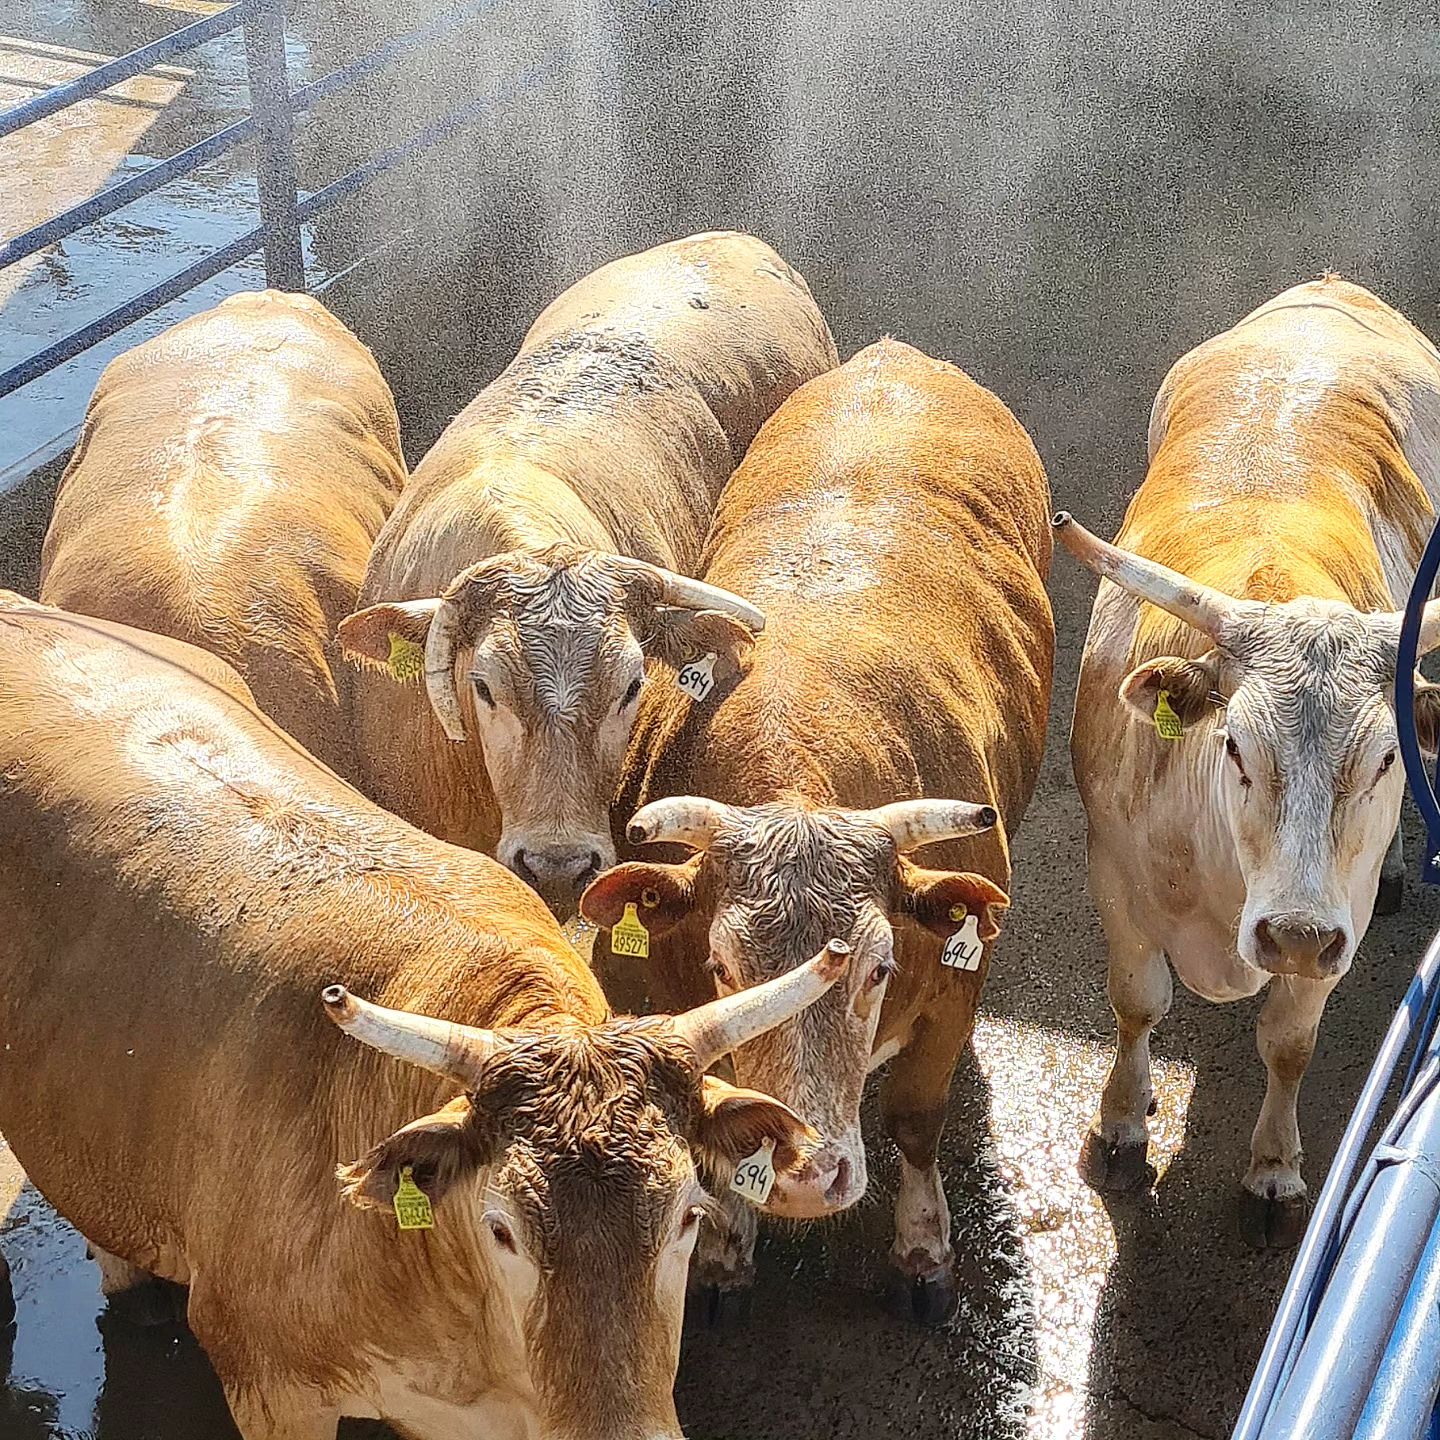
[[860, 798, 998, 852], [673, 940, 850, 1070], [627, 562, 766, 632], [1052, 512, 1239, 640], [422, 597, 469, 743], [627, 796, 739, 850], [322, 985, 498, 1086]]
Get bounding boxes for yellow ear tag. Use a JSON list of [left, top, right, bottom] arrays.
[[1153, 689, 1184, 741], [393, 1166, 435, 1231], [387, 633, 425, 684], [611, 902, 651, 959]]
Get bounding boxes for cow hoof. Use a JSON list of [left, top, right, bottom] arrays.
[[685, 1282, 752, 1331], [1238, 1188, 1310, 1250], [884, 1265, 958, 1327], [103, 1276, 185, 1328], [0, 1253, 13, 1330], [1376, 872, 1404, 917], [1078, 1130, 1154, 1194]]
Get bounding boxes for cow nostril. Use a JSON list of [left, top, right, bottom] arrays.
[[584, 850, 603, 878], [826, 1157, 852, 1202], [512, 849, 537, 882]]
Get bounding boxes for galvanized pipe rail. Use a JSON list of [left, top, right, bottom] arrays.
[[1234, 516, 1440, 1439], [0, 0, 497, 401]]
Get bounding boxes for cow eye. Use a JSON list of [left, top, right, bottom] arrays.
[[488, 1217, 517, 1253], [868, 960, 895, 990], [1224, 735, 1252, 788], [473, 678, 496, 710], [1380, 750, 1397, 774], [620, 675, 644, 709]]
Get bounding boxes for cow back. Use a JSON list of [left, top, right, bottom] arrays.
[[38, 290, 407, 779]]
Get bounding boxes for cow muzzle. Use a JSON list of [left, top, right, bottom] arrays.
[[764, 1136, 867, 1219], [1252, 915, 1349, 979], [506, 837, 613, 917]]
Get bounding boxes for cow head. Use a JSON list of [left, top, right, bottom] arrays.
[[1055, 511, 1440, 981], [322, 945, 842, 1439], [339, 545, 763, 917], [579, 797, 1007, 1219]]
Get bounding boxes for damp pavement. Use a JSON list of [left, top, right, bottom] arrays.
[[3, 1, 1440, 1437]]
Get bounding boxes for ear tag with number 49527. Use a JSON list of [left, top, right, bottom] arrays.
[[941, 904, 984, 972], [1153, 689, 1184, 741], [677, 653, 718, 703], [611, 902, 650, 959], [387, 634, 425, 684], [731, 1139, 776, 1206], [393, 1165, 435, 1231]]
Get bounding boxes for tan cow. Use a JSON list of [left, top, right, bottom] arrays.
[[39, 289, 406, 780], [1061, 276, 1440, 1248], [581, 339, 1054, 1323], [0, 592, 845, 1440], [339, 231, 838, 915]]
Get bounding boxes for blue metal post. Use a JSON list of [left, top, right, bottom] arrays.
[[1353, 1206, 1440, 1440], [243, 0, 304, 291], [1260, 1078, 1440, 1438]]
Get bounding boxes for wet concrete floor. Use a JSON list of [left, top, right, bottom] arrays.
[[3, 0, 1440, 1436]]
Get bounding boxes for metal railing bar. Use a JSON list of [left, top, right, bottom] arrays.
[[294, 58, 550, 225], [0, 118, 256, 273], [0, 2, 253, 141], [1231, 927, 1440, 1438], [289, 0, 497, 115], [0, 226, 266, 400]]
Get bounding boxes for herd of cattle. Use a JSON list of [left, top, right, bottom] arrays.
[[2, 229, 1440, 1438]]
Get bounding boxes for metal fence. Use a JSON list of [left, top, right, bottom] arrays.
[[0, 0, 496, 401], [1234, 519, 1440, 1440]]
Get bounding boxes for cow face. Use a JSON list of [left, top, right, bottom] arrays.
[[324, 954, 841, 1439], [1056, 513, 1440, 983], [581, 798, 1006, 1220], [339, 545, 762, 917]]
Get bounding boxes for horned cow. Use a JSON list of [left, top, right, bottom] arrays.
[[339, 231, 838, 916], [0, 593, 842, 1440], [1061, 275, 1440, 1248], [39, 289, 406, 781], [582, 339, 1054, 1323]]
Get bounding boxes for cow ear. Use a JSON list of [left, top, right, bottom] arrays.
[[1415, 681, 1440, 757], [336, 1097, 486, 1212], [692, 1075, 817, 1179], [901, 867, 1010, 942], [1119, 652, 1221, 729], [337, 599, 443, 671], [646, 610, 757, 685], [580, 861, 696, 939]]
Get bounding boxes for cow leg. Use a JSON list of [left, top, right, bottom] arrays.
[[224, 1387, 340, 1440], [881, 1010, 971, 1326], [1239, 974, 1336, 1250], [1080, 885, 1172, 1194], [1377, 821, 1405, 915], [687, 1189, 757, 1329], [88, 1243, 185, 1327]]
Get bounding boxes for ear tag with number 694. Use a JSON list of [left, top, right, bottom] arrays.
[[941, 904, 983, 972], [393, 1165, 435, 1231], [731, 1139, 776, 1206], [677, 653, 718, 703], [1153, 689, 1184, 741], [611, 902, 650, 959]]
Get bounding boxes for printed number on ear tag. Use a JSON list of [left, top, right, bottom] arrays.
[[387, 634, 425, 684], [1153, 689, 1184, 741], [393, 1165, 435, 1231], [731, 1140, 776, 1206], [677, 653, 719, 703], [611, 902, 651, 959], [940, 906, 984, 972]]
